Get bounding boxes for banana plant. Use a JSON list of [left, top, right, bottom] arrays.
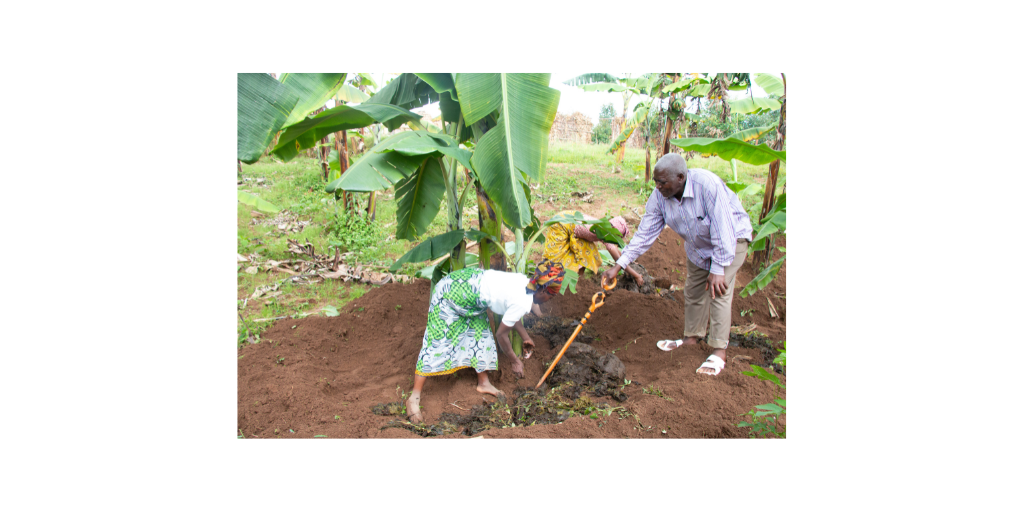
[[565, 73, 717, 179], [670, 73, 787, 294], [329, 73, 562, 356]]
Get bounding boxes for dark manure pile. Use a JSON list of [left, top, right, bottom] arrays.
[[379, 344, 634, 437], [614, 262, 657, 295], [524, 315, 597, 349], [541, 343, 629, 402], [728, 331, 785, 375]]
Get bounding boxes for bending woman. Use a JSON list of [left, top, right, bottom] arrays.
[[542, 211, 643, 285], [406, 260, 565, 424]]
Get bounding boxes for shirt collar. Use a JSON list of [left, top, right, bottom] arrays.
[[681, 173, 695, 200]]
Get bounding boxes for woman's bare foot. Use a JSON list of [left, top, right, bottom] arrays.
[[406, 394, 423, 423], [476, 381, 505, 401]]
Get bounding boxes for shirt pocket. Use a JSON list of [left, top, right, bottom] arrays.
[[696, 213, 711, 240]]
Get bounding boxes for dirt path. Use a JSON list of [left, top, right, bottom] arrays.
[[237, 228, 786, 438]]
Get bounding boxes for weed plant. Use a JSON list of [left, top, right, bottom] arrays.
[[737, 340, 786, 438]]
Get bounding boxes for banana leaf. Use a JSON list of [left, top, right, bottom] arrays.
[[336, 84, 369, 103], [237, 191, 280, 213], [740, 255, 785, 298], [237, 73, 299, 163], [355, 73, 377, 89], [560, 268, 579, 295], [456, 73, 560, 229], [663, 78, 698, 94], [383, 131, 474, 172], [729, 97, 781, 115], [271, 103, 422, 161], [389, 230, 466, 272], [278, 73, 348, 128], [688, 84, 711, 97], [608, 103, 650, 153], [729, 125, 775, 142], [563, 73, 619, 86], [588, 217, 625, 248], [366, 73, 439, 129], [753, 73, 784, 96], [621, 77, 651, 89], [414, 73, 455, 96], [326, 132, 427, 192], [670, 137, 786, 165], [726, 181, 763, 197], [580, 82, 627, 93], [394, 157, 446, 241]]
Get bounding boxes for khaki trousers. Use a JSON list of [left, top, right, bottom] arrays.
[[683, 240, 747, 350]]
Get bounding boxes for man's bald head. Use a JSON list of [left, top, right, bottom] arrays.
[[652, 153, 688, 200], [653, 153, 688, 180]]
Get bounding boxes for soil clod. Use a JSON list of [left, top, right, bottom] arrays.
[[371, 401, 406, 416], [614, 262, 656, 295]]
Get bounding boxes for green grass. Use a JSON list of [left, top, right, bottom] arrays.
[[237, 144, 785, 347]]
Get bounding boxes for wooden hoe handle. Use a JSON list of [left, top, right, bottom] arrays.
[[535, 292, 607, 389]]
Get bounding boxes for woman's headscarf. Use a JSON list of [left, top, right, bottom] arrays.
[[610, 216, 630, 239], [526, 259, 565, 295]]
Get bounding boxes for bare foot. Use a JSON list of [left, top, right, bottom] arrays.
[[476, 381, 505, 401], [406, 394, 423, 423]]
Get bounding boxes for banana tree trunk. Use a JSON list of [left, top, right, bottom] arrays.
[[645, 146, 651, 181], [333, 130, 351, 209], [319, 138, 330, 181], [752, 73, 786, 271], [476, 185, 505, 272], [616, 117, 627, 164], [445, 118, 467, 271], [510, 227, 526, 357], [366, 191, 376, 221], [661, 115, 675, 158]]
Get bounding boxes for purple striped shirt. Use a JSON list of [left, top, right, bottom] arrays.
[[616, 168, 753, 275]]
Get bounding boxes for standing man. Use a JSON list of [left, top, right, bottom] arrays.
[[603, 153, 752, 375]]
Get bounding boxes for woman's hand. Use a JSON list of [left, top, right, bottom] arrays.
[[523, 337, 535, 359], [510, 357, 525, 378]]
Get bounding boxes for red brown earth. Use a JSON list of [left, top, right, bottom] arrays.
[[237, 228, 786, 438]]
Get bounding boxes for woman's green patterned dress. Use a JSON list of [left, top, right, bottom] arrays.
[[415, 268, 498, 376]]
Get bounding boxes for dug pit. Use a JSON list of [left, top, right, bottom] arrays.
[[376, 342, 632, 437]]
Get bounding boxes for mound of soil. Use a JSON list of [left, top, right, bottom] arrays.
[[523, 315, 597, 349], [238, 227, 786, 438], [616, 262, 656, 295]]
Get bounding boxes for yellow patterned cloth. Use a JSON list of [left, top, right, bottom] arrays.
[[542, 211, 604, 273]]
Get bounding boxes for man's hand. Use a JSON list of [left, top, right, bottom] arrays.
[[706, 273, 727, 299], [510, 358, 524, 378], [523, 337, 535, 359], [602, 265, 622, 284]]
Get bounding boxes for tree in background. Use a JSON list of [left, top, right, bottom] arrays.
[[591, 103, 616, 144]]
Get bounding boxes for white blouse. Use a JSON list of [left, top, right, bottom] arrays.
[[478, 270, 534, 327]]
